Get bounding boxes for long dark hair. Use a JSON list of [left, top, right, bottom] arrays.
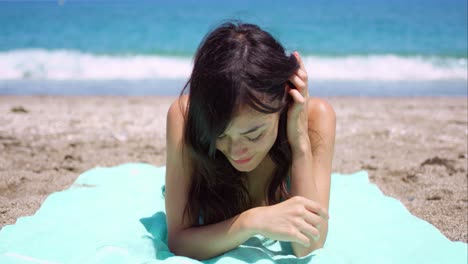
[[179, 20, 299, 226]]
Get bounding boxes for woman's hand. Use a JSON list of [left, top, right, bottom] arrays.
[[250, 196, 329, 247], [287, 51, 310, 153]]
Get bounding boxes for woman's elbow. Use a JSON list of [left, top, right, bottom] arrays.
[[292, 241, 324, 258], [167, 232, 208, 260], [292, 229, 328, 258], [167, 232, 184, 256]]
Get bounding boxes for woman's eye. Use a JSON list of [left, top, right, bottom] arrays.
[[247, 133, 263, 142]]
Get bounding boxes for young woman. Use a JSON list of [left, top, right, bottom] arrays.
[[165, 21, 336, 260]]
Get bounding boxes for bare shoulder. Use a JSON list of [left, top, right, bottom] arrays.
[[167, 94, 189, 122], [307, 97, 336, 121], [166, 94, 190, 164]]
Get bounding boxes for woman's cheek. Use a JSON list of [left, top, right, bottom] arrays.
[[215, 140, 224, 153]]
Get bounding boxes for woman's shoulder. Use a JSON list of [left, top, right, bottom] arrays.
[[307, 97, 336, 120], [168, 95, 189, 118], [166, 95, 190, 150], [167, 95, 190, 132]]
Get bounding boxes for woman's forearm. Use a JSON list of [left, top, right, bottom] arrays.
[[290, 141, 320, 202], [168, 208, 258, 260], [290, 141, 327, 257]]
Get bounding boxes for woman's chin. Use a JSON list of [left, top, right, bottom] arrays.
[[233, 165, 254, 172]]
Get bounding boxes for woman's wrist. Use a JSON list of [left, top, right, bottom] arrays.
[[239, 207, 262, 237], [290, 136, 311, 157]]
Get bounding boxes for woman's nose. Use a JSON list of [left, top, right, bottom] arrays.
[[229, 141, 248, 159]]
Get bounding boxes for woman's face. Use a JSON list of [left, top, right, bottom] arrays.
[[215, 105, 280, 172]]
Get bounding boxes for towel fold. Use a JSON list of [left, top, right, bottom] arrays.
[[0, 163, 466, 263]]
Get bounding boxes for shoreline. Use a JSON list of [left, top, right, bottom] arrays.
[[0, 95, 466, 242], [2, 80, 467, 97]]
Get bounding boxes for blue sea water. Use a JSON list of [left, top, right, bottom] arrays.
[[0, 0, 466, 96]]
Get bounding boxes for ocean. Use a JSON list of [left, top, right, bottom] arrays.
[[0, 0, 466, 96]]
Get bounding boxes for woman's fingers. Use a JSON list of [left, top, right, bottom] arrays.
[[288, 88, 305, 105], [302, 209, 323, 228], [296, 69, 308, 82], [288, 75, 308, 99], [289, 71, 308, 99], [293, 51, 306, 72], [289, 74, 306, 90], [293, 230, 311, 247], [298, 218, 320, 241], [297, 196, 329, 220], [291, 52, 309, 97]]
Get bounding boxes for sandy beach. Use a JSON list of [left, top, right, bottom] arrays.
[[0, 95, 466, 242]]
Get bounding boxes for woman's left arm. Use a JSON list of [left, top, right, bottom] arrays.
[[286, 52, 336, 257], [290, 98, 336, 256]]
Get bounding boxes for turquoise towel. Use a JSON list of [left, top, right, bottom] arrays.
[[0, 163, 466, 263]]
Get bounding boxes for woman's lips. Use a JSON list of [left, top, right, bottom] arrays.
[[233, 156, 253, 164]]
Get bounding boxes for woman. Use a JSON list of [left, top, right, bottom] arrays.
[[165, 21, 336, 260]]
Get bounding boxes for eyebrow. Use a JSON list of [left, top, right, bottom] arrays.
[[240, 123, 266, 135]]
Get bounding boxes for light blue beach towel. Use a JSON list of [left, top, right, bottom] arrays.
[[0, 163, 466, 263]]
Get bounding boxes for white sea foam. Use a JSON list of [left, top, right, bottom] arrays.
[[304, 55, 467, 81], [0, 49, 192, 80], [0, 49, 466, 81]]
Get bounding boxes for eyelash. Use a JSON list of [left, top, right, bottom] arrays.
[[218, 132, 264, 142], [247, 133, 263, 142]]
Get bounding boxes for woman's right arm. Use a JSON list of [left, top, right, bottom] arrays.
[[165, 97, 328, 260], [165, 97, 258, 260]]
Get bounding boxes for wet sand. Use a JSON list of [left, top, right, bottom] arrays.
[[0, 96, 466, 242]]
